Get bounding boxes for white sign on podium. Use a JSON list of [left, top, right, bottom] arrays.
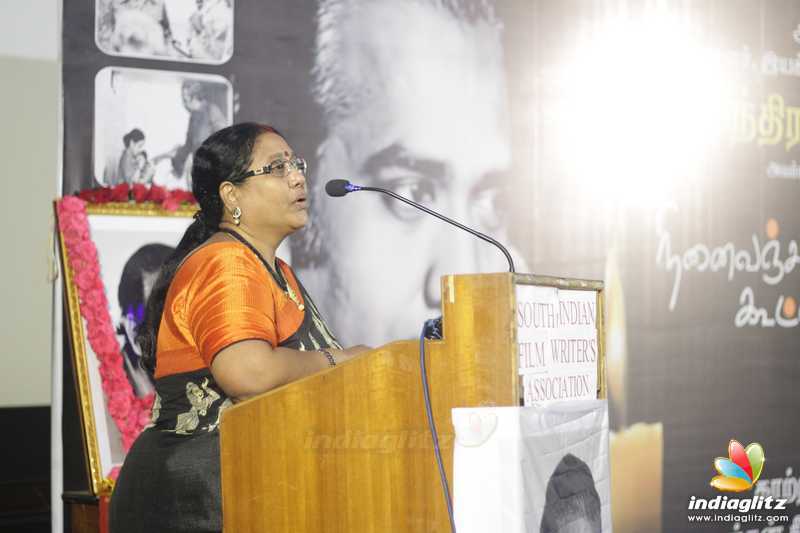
[[516, 284, 600, 406]]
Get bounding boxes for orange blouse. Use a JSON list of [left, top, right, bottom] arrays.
[[154, 242, 305, 379]]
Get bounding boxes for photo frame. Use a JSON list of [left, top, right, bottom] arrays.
[[93, 67, 233, 191], [57, 199, 195, 495], [95, 0, 234, 65]]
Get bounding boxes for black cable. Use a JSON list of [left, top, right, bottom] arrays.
[[420, 319, 457, 533]]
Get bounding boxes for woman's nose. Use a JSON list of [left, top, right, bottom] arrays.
[[287, 168, 306, 188]]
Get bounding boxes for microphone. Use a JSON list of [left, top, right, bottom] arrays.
[[324, 179, 515, 273], [325, 179, 362, 197]]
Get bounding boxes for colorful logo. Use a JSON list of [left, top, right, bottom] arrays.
[[710, 439, 765, 492]]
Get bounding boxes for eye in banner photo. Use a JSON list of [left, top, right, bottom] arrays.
[[93, 67, 233, 192]]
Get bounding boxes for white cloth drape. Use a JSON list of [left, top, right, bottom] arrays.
[[452, 401, 612, 533]]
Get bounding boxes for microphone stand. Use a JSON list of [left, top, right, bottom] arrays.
[[350, 184, 516, 273]]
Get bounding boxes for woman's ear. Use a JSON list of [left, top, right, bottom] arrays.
[[218, 181, 238, 213]]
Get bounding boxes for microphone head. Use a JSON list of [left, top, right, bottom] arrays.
[[325, 179, 354, 197]]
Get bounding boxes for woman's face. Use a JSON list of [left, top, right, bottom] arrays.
[[235, 132, 308, 239]]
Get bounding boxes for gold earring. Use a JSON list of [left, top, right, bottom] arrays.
[[232, 206, 242, 226]]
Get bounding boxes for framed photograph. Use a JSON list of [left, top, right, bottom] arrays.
[[57, 200, 195, 495], [94, 67, 233, 191], [95, 0, 234, 64]]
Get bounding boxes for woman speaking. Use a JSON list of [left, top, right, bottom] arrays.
[[109, 123, 368, 532]]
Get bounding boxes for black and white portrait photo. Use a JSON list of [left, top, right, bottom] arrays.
[[83, 213, 192, 473], [95, 0, 234, 64], [93, 67, 232, 191], [541, 454, 602, 533], [116, 243, 175, 398], [292, 0, 529, 348]]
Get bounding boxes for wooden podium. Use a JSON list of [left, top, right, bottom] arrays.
[[219, 273, 605, 532]]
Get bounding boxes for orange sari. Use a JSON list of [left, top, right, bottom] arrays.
[[154, 241, 307, 378]]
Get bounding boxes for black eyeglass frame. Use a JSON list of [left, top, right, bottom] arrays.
[[242, 155, 307, 179]]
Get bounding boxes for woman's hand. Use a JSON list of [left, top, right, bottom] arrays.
[[329, 345, 372, 364], [344, 344, 372, 356]]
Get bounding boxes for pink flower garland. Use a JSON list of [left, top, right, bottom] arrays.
[[57, 196, 155, 454]]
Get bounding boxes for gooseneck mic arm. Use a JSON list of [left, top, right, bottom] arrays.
[[325, 179, 515, 273]]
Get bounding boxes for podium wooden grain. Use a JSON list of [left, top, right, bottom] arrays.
[[220, 273, 604, 532]]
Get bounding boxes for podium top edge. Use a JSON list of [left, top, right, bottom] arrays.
[[513, 273, 603, 290], [445, 272, 604, 291]]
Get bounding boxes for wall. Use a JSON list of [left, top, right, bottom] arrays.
[[0, 0, 59, 407]]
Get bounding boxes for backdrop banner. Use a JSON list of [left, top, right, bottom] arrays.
[[62, 1, 800, 531]]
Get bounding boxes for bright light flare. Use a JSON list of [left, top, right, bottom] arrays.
[[547, 9, 740, 209]]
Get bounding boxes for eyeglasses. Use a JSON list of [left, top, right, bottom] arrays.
[[243, 155, 307, 179]]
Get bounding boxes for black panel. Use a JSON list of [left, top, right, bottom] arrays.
[[0, 406, 50, 532]]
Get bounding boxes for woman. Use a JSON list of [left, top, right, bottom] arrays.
[[109, 123, 368, 532], [171, 81, 228, 180], [187, 0, 233, 61], [114, 128, 146, 186]]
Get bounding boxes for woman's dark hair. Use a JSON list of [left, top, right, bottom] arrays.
[[137, 122, 282, 375], [123, 128, 145, 147], [540, 453, 602, 533]]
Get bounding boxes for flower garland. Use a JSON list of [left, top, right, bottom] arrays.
[[57, 186, 197, 455], [77, 183, 196, 212]]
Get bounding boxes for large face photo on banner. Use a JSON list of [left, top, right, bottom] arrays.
[[57, 201, 193, 495], [292, 0, 529, 348]]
